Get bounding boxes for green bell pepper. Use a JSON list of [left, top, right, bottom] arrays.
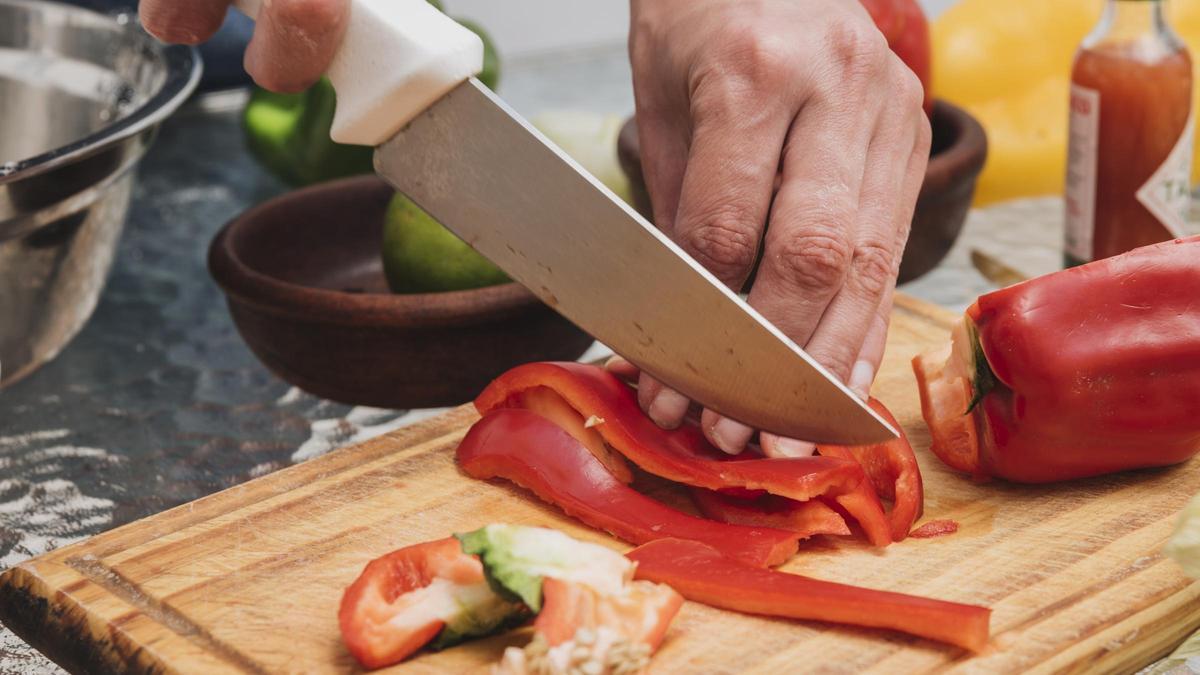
[[243, 9, 500, 186]]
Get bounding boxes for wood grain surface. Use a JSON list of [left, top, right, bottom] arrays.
[[2, 295, 1198, 674]]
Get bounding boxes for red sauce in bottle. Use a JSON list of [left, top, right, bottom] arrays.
[[1064, 0, 1194, 266]]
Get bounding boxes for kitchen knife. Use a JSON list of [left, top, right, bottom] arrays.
[[232, 0, 896, 445]]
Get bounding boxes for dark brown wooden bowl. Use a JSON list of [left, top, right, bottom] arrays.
[[617, 99, 987, 283], [208, 175, 595, 409]]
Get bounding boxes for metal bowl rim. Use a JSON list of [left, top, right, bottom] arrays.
[[0, 1, 202, 185]]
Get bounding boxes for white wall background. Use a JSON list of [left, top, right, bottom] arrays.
[[445, 0, 959, 59]]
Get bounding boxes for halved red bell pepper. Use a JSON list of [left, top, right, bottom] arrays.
[[914, 235, 1200, 483], [817, 399, 923, 542], [457, 408, 802, 567], [476, 363, 868, 510], [627, 538, 991, 652], [689, 488, 851, 539]]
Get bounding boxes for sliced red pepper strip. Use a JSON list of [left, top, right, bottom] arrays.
[[457, 408, 801, 567], [475, 362, 865, 504], [507, 385, 634, 484], [689, 488, 851, 539], [817, 399, 923, 542], [812, 476, 892, 547], [627, 538, 991, 653]]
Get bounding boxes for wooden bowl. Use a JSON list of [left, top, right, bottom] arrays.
[[616, 99, 987, 283], [208, 175, 595, 409]]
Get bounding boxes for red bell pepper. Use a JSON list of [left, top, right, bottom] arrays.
[[689, 488, 851, 539], [627, 538, 991, 652], [696, 400, 919, 547], [817, 399, 923, 542], [457, 408, 802, 567], [476, 362, 867, 506], [914, 235, 1200, 483]]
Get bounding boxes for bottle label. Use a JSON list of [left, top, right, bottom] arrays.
[[1065, 84, 1101, 262], [1136, 101, 1196, 238]]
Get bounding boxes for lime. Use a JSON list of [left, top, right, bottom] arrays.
[[382, 193, 510, 293]]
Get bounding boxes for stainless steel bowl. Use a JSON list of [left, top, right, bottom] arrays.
[[0, 0, 200, 386]]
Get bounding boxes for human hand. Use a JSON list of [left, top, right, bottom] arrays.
[[627, 0, 930, 457], [140, 0, 349, 92]]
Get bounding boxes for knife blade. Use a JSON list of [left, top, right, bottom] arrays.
[[375, 79, 895, 445]]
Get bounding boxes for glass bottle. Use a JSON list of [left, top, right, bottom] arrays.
[[1064, 0, 1194, 267]]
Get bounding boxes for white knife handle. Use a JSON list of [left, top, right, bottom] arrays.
[[232, 0, 483, 146]]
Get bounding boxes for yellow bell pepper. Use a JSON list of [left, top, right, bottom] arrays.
[[933, 0, 1200, 205]]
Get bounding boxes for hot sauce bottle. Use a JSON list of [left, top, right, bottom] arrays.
[[1064, 0, 1194, 267]]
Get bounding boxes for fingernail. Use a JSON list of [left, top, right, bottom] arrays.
[[710, 417, 754, 455], [849, 359, 875, 399], [769, 437, 817, 458], [648, 387, 690, 429]]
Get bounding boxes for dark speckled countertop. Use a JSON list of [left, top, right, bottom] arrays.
[[1, 44, 1195, 674]]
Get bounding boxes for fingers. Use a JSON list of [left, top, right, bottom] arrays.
[[796, 61, 926, 383], [701, 409, 755, 456], [633, 112, 690, 233], [141, 0, 231, 45], [604, 355, 640, 382], [760, 434, 816, 459], [847, 93, 930, 398], [743, 100, 878, 364], [849, 284, 893, 399], [668, 87, 792, 289], [244, 0, 350, 92], [637, 373, 691, 430]]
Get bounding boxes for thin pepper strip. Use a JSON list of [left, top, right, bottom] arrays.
[[476, 363, 868, 509], [689, 489, 851, 539], [914, 235, 1200, 483], [818, 399, 924, 542], [457, 408, 801, 567], [627, 538, 991, 653]]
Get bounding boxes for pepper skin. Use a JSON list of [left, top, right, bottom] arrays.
[[627, 538, 991, 653], [457, 408, 802, 567], [476, 363, 868, 507], [914, 235, 1200, 483], [688, 489, 852, 539], [817, 399, 924, 542]]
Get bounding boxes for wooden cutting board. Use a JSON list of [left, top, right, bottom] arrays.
[[3, 295, 1199, 675]]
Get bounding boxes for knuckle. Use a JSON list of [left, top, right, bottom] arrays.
[[827, 21, 889, 83], [273, 0, 346, 33], [893, 62, 926, 112], [850, 240, 895, 297], [710, 27, 795, 93], [771, 226, 853, 292], [681, 213, 761, 283]]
